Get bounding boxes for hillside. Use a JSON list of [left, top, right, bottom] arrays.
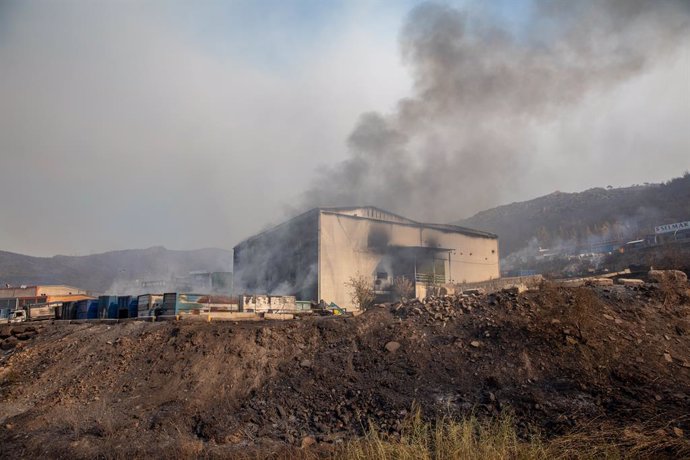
[[0, 247, 233, 293], [455, 174, 690, 257]]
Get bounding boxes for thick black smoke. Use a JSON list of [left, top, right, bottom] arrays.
[[303, 0, 690, 221]]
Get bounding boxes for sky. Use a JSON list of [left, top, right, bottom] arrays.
[[0, 0, 688, 256]]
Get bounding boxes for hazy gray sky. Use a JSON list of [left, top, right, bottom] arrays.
[[1, 0, 688, 256]]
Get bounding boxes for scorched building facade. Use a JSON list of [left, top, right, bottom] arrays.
[[233, 207, 499, 310]]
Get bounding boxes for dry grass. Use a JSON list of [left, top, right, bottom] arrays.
[[327, 412, 688, 460], [16, 411, 689, 459], [333, 411, 549, 460], [392, 276, 415, 301]]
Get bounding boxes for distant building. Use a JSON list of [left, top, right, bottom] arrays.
[[0, 284, 92, 319], [138, 271, 233, 294], [233, 206, 499, 310]]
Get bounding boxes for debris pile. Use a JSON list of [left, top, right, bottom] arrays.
[[0, 279, 689, 458], [0, 325, 40, 351]]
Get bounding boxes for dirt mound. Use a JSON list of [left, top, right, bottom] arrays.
[[1, 283, 689, 458]]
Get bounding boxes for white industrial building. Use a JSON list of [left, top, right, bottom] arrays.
[[233, 206, 499, 310]]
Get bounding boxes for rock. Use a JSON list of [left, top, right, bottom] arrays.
[[299, 359, 312, 368], [470, 341, 481, 348], [300, 436, 316, 449], [502, 285, 527, 295], [617, 278, 644, 286], [663, 352, 673, 363], [385, 341, 401, 353], [1, 336, 18, 350], [555, 279, 585, 288], [589, 278, 614, 286], [648, 270, 687, 284]]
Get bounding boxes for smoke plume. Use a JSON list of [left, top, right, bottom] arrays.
[[303, 0, 690, 221]]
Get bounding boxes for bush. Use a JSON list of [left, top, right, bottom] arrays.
[[392, 276, 415, 301], [346, 275, 376, 310]]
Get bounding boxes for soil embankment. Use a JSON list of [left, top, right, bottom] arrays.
[[1, 282, 689, 458]]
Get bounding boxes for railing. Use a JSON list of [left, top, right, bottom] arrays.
[[414, 273, 446, 284]]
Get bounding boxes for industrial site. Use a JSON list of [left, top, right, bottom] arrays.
[[2, 203, 690, 458], [2, 0, 689, 458]]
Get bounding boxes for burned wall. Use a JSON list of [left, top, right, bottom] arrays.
[[319, 212, 499, 310], [233, 210, 318, 301]]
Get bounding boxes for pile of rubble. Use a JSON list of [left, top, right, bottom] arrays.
[[388, 287, 523, 325], [1, 275, 689, 458], [0, 325, 40, 351]]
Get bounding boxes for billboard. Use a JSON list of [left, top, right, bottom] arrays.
[[654, 221, 690, 235]]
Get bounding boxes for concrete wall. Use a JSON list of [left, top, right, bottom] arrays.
[[318, 212, 499, 310], [319, 213, 383, 310], [0, 285, 86, 299], [36, 285, 87, 296], [419, 227, 499, 284]]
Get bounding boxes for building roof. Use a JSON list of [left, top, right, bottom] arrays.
[[234, 206, 497, 249], [319, 206, 497, 239]]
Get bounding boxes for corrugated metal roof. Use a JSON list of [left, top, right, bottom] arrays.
[[234, 206, 497, 249]]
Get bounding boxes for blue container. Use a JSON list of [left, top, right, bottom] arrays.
[[75, 299, 99, 319], [60, 301, 78, 320], [98, 296, 119, 319], [128, 298, 137, 318], [116, 296, 137, 318], [87, 300, 99, 319]]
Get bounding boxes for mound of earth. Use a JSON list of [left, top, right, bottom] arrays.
[[1, 282, 689, 458]]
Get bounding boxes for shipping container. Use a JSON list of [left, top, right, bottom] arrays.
[[98, 295, 119, 319], [75, 299, 99, 319], [136, 294, 163, 317], [58, 301, 78, 320], [239, 295, 297, 313], [162, 293, 238, 316], [116, 296, 137, 319]]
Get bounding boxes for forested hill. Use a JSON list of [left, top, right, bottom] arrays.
[[454, 174, 690, 257]]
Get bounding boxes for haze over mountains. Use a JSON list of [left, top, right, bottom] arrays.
[[0, 174, 688, 290], [0, 247, 232, 293]]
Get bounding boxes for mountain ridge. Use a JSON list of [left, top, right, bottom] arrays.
[[0, 246, 233, 293], [454, 173, 690, 257]]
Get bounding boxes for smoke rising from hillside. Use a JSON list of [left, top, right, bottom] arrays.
[[304, 0, 690, 221]]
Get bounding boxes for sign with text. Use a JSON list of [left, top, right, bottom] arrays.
[[655, 221, 690, 234]]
